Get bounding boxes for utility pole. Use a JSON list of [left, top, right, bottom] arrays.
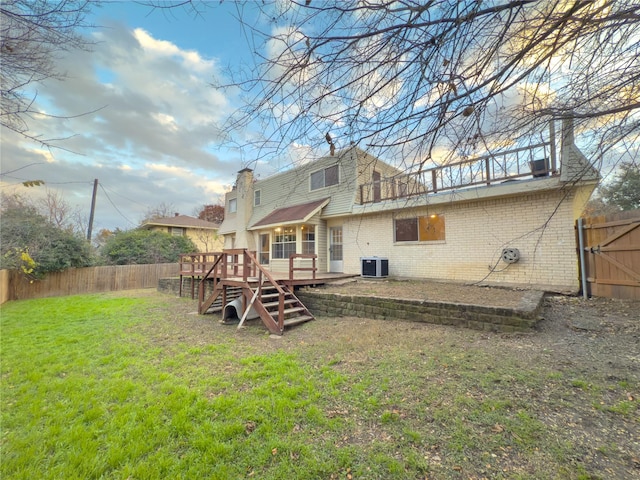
[[87, 179, 98, 241]]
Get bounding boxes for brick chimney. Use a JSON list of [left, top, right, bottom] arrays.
[[233, 168, 256, 250]]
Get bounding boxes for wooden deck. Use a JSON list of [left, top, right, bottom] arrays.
[[219, 271, 356, 287], [358, 136, 557, 204], [192, 249, 354, 335], [179, 251, 355, 298]]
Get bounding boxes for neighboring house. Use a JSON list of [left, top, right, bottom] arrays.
[[141, 214, 223, 252], [218, 119, 599, 292]]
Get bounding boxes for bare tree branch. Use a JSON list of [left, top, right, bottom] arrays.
[[222, 0, 640, 173], [1, 0, 96, 147]]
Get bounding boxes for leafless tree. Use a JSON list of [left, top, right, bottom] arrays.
[[222, 1, 639, 173], [190, 228, 221, 253], [2, 189, 88, 235], [0, 0, 94, 145], [142, 202, 178, 223], [36, 189, 71, 230]]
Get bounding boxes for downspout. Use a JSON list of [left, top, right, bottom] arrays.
[[577, 217, 588, 299]]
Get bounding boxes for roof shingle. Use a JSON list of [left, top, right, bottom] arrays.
[[251, 198, 329, 229], [141, 215, 220, 229]]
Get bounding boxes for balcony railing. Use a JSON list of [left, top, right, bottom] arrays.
[[359, 141, 558, 204]]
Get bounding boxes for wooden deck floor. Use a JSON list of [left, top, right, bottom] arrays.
[[200, 271, 357, 288]]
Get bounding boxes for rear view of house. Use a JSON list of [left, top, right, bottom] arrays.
[[218, 120, 598, 292]]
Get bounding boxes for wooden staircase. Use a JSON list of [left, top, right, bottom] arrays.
[[244, 283, 314, 332], [197, 249, 315, 335], [200, 286, 243, 315]]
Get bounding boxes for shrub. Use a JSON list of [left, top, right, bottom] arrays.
[[0, 206, 94, 278], [100, 229, 197, 265]]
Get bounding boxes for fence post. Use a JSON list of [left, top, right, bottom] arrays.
[[577, 218, 588, 299]]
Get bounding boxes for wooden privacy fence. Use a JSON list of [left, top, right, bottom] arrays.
[[1, 263, 179, 303], [577, 210, 640, 300]]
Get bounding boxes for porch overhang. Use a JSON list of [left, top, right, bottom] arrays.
[[249, 198, 330, 230]]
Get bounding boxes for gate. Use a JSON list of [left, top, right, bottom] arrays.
[[577, 210, 640, 300]]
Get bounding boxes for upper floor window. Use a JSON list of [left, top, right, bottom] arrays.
[[254, 190, 261, 206], [310, 164, 339, 191], [170, 227, 185, 237], [394, 214, 445, 242], [228, 198, 237, 213]]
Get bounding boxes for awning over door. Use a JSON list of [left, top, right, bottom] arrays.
[[250, 198, 329, 230]]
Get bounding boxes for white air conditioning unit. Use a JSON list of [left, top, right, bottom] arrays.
[[361, 257, 389, 277]]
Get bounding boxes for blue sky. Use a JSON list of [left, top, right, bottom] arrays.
[[2, 2, 635, 235], [1, 1, 267, 232]]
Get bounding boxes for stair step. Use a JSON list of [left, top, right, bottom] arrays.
[[262, 299, 297, 309], [260, 293, 283, 301], [260, 285, 279, 292], [283, 315, 314, 327], [271, 306, 306, 317], [260, 290, 292, 298]]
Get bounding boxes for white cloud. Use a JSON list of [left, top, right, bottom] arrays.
[[133, 28, 217, 73], [2, 21, 240, 231]]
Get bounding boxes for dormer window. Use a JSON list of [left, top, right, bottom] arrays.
[[310, 164, 339, 191]]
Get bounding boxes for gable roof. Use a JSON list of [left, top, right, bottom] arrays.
[[250, 198, 330, 229], [141, 215, 220, 230]]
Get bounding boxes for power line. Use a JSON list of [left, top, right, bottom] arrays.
[[0, 162, 45, 176], [98, 182, 149, 208], [98, 184, 137, 227]]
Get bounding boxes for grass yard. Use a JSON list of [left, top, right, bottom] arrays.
[[1, 290, 638, 479]]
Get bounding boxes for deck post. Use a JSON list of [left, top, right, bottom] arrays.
[[549, 121, 557, 173], [485, 157, 491, 185]]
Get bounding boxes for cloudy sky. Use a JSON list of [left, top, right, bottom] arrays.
[[1, 1, 269, 232]]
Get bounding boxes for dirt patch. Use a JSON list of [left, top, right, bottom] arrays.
[[293, 292, 639, 477], [299, 280, 639, 380]]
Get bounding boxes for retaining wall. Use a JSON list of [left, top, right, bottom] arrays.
[[158, 277, 543, 332], [296, 290, 543, 333]]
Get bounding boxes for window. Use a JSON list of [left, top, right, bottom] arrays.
[[301, 225, 315, 254], [259, 234, 269, 264], [254, 190, 261, 206], [310, 164, 339, 191], [228, 198, 237, 213], [394, 214, 445, 242], [272, 226, 296, 259], [170, 227, 185, 237]]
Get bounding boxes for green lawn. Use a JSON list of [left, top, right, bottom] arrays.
[[1, 291, 637, 479]]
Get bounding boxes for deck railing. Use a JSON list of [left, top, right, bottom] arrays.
[[180, 251, 259, 279], [197, 249, 287, 333], [288, 254, 317, 281], [359, 141, 558, 204], [179, 252, 222, 277]]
